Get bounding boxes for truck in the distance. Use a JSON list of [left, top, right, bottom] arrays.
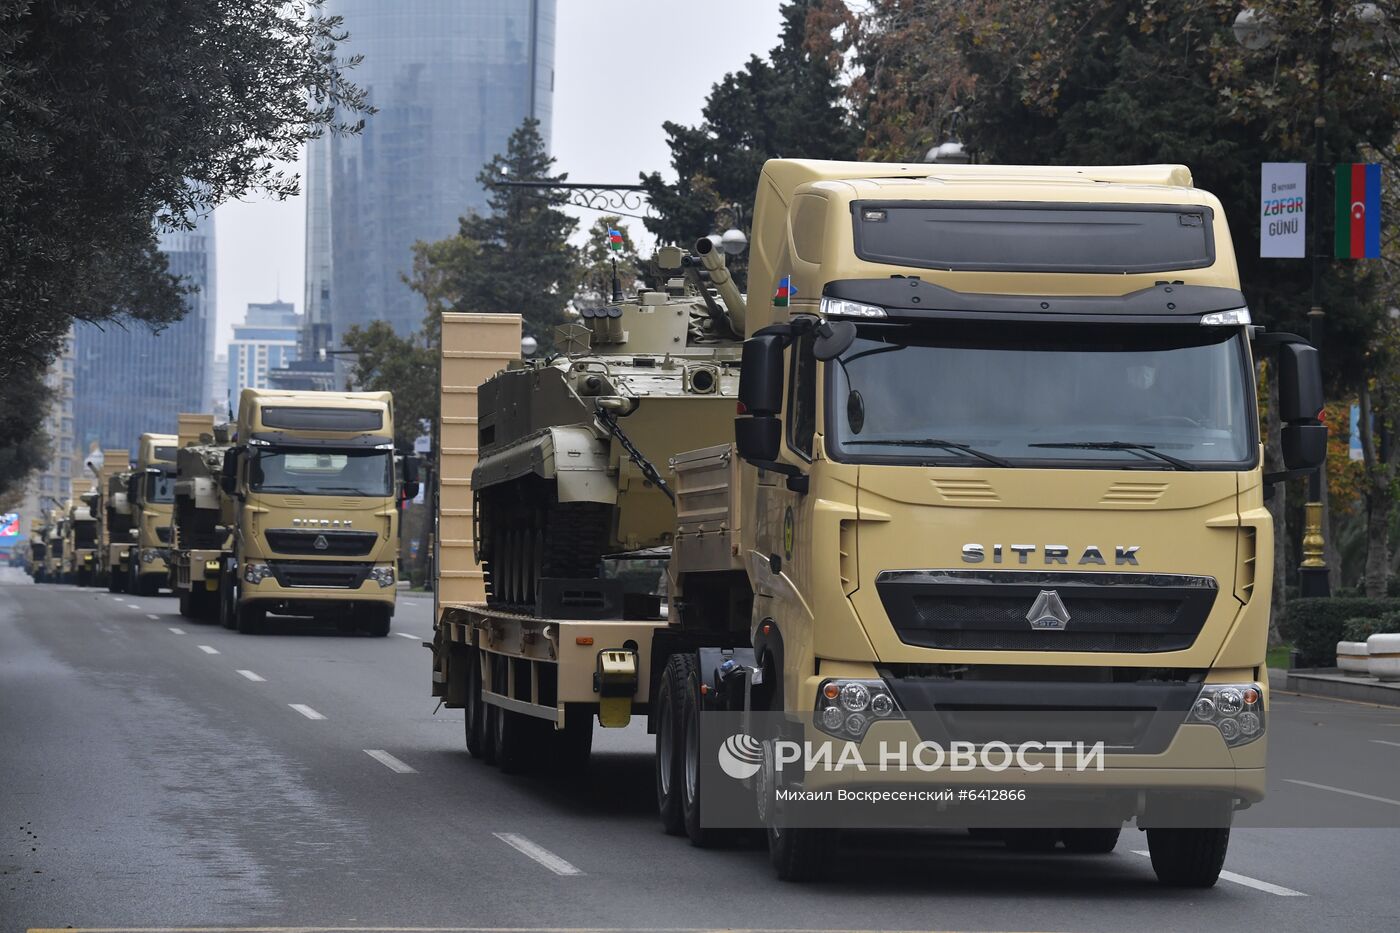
[[216, 388, 414, 635], [101, 460, 137, 592], [429, 161, 1325, 888], [127, 432, 178, 595], [171, 413, 231, 621]]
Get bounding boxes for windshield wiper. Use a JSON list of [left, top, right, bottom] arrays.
[[846, 438, 1013, 468], [1027, 441, 1197, 471]]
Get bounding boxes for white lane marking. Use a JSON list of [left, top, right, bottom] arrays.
[[127, 604, 142, 611], [110, 596, 123, 602], [1371, 739, 1400, 749], [1285, 778, 1400, 807], [289, 703, 325, 720], [236, 670, 266, 682], [168, 627, 185, 635], [493, 832, 583, 876], [197, 645, 220, 655], [1131, 851, 1306, 896], [364, 749, 417, 773], [394, 632, 418, 640], [146, 613, 159, 620]]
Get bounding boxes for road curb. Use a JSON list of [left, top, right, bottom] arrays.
[[1276, 667, 1400, 707]]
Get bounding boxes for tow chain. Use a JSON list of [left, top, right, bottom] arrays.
[[596, 406, 676, 504]]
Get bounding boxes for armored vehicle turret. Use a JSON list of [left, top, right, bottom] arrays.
[[473, 238, 746, 611]]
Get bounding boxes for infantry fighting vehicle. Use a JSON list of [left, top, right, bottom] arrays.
[[473, 239, 746, 612], [27, 518, 48, 582], [172, 417, 234, 620], [65, 496, 99, 586]]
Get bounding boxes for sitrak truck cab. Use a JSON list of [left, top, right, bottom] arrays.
[[128, 433, 178, 595], [430, 161, 1326, 888], [216, 388, 411, 636]]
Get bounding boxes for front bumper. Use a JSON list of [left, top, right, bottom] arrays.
[[240, 561, 397, 610]]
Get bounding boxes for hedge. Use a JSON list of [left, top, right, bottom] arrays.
[[1342, 611, 1400, 643], [1283, 598, 1400, 667]]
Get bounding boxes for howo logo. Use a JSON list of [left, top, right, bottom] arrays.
[[292, 518, 353, 528], [717, 733, 764, 780]]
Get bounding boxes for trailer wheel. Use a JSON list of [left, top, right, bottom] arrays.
[[490, 656, 530, 773], [178, 591, 193, 618], [464, 649, 489, 760], [676, 653, 721, 847], [555, 706, 593, 770], [236, 601, 265, 635], [1146, 827, 1229, 887], [654, 654, 689, 836], [219, 574, 238, 630], [1061, 827, 1121, 854]]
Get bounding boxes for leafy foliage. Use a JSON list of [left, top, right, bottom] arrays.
[[639, 0, 860, 255], [1283, 597, 1400, 665], [0, 0, 371, 498], [575, 216, 642, 311]]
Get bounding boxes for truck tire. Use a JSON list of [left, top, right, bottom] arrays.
[[107, 572, 121, 593], [1146, 827, 1230, 887], [464, 649, 489, 760], [489, 656, 530, 773], [1003, 829, 1059, 852], [654, 654, 689, 836], [768, 824, 833, 882], [555, 706, 593, 770], [1061, 828, 1121, 854], [178, 591, 193, 618], [360, 606, 391, 637], [677, 652, 719, 848], [196, 587, 220, 623], [236, 601, 266, 635], [219, 577, 238, 630]]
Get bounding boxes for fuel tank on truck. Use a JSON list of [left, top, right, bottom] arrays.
[[473, 240, 746, 612]]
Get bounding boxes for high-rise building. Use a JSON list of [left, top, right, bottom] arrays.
[[227, 300, 302, 403], [305, 0, 557, 358], [18, 330, 76, 531], [210, 354, 229, 421], [73, 214, 217, 454]]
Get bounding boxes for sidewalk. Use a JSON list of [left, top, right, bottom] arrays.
[[1270, 666, 1400, 706]]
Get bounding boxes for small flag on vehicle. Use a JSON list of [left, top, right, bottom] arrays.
[[773, 275, 797, 307], [1335, 163, 1381, 259], [608, 228, 623, 252]]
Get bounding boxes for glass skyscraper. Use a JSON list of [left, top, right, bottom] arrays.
[[73, 214, 217, 455], [305, 0, 557, 353]]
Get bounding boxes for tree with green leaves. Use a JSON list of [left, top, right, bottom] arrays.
[[416, 118, 580, 347], [0, 0, 371, 499], [639, 0, 860, 257]]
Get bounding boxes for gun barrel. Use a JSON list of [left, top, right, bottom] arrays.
[[694, 236, 747, 333]]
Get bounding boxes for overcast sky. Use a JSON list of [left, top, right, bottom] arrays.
[[211, 0, 785, 355]]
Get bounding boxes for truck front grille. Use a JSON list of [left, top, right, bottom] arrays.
[[877, 570, 1217, 654], [265, 529, 378, 556], [269, 561, 370, 589]]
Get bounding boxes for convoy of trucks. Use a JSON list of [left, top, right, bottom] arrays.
[[428, 160, 1326, 887], [172, 414, 233, 621]]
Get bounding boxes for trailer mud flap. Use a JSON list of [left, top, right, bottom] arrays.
[[594, 648, 638, 726]]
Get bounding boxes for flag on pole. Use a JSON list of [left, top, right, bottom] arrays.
[[1334, 163, 1381, 259], [772, 275, 797, 307], [607, 228, 623, 252]]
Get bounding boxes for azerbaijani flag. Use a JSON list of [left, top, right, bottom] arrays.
[[772, 275, 797, 307], [1335, 163, 1382, 259], [607, 228, 623, 252], [0, 513, 18, 538]]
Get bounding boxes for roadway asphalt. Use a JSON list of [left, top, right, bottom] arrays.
[[3, 565, 1400, 933]]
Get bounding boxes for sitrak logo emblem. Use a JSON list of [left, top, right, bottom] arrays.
[[313, 535, 329, 551], [717, 733, 764, 780], [1026, 589, 1071, 630]]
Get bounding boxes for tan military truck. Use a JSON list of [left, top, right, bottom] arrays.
[[28, 517, 50, 583], [64, 496, 100, 586], [128, 432, 178, 595], [430, 161, 1326, 888], [88, 447, 133, 590], [172, 414, 234, 621], [216, 388, 412, 636]]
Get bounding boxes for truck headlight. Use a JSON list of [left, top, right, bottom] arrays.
[[1186, 683, 1264, 747], [368, 566, 395, 588], [243, 562, 273, 585], [816, 678, 901, 740], [820, 296, 887, 319], [140, 549, 159, 565]]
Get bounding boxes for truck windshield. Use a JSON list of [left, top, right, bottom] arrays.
[[144, 472, 176, 503], [249, 448, 392, 497], [826, 321, 1254, 470]]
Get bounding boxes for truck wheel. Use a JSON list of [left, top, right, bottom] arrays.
[[490, 657, 530, 773], [178, 591, 193, 618], [654, 654, 689, 836], [107, 573, 121, 593], [768, 824, 833, 882], [1061, 828, 1121, 854], [555, 705, 593, 770], [677, 652, 719, 847], [236, 602, 266, 635], [219, 578, 238, 630], [196, 588, 220, 623], [362, 606, 391, 637], [1146, 827, 1229, 887], [464, 649, 489, 760], [1003, 829, 1059, 852]]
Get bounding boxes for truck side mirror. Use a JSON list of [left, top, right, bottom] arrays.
[[738, 334, 785, 415], [1278, 342, 1323, 423], [1282, 422, 1327, 472], [734, 415, 782, 463], [400, 456, 421, 501], [220, 448, 240, 496]]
